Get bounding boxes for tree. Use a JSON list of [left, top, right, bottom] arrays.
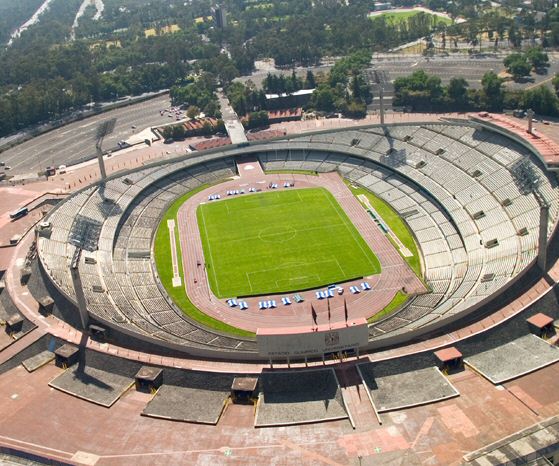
[[504, 54, 532, 81], [311, 84, 336, 112], [350, 70, 372, 104], [201, 121, 213, 136], [525, 47, 549, 71], [343, 101, 366, 118], [170, 74, 220, 118], [186, 105, 200, 119], [551, 23, 559, 47], [393, 70, 444, 110], [447, 77, 469, 108], [215, 119, 226, 134], [245, 110, 269, 129], [481, 71, 504, 111], [553, 74, 559, 95], [508, 24, 522, 48], [305, 70, 316, 89], [171, 124, 186, 140], [522, 86, 559, 116]]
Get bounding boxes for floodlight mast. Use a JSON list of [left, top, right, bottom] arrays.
[[95, 118, 116, 181]]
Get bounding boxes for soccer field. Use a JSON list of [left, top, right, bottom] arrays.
[[368, 9, 452, 26], [197, 188, 381, 298]]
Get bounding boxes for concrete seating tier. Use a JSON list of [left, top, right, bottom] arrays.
[[260, 124, 558, 339], [37, 123, 559, 354], [38, 157, 254, 353]]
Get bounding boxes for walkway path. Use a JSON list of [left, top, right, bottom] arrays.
[[217, 90, 247, 145]]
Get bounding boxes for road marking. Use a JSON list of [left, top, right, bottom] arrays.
[[525, 75, 556, 90]]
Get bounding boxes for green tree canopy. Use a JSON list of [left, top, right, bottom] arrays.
[[447, 77, 469, 108], [504, 53, 532, 81], [481, 71, 504, 111], [525, 48, 550, 71]]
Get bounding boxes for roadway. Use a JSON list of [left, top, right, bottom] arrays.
[[369, 53, 559, 91], [0, 94, 171, 176]]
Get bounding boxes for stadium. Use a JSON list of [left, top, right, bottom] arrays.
[[2, 115, 559, 464]]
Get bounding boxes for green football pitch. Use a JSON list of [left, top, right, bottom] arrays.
[[197, 187, 381, 298]]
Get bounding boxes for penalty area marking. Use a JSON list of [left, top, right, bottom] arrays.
[[167, 219, 182, 288]]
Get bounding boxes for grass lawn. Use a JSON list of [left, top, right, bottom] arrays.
[[368, 291, 409, 324], [154, 184, 255, 338], [345, 181, 422, 277], [197, 188, 381, 298], [370, 10, 452, 26]]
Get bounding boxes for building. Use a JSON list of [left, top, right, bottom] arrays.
[[265, 89, 315, 110], [214, 6, 227, 28]]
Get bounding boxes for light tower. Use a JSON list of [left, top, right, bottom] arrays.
[[95, 118, 116, 181], [509, 157, 547, 271]]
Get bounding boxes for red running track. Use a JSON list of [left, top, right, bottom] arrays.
[[176, 160, 426, 332]]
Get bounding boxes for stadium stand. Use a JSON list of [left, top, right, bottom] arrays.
[[256, 124, 558, 341], [37, 123, 559, 356]]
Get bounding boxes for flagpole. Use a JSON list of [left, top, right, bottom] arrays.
[[327, 296, 331, 330]]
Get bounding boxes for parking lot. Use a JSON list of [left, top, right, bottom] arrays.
[[0, 94, 172, 176], [370, 52, 559, 90], [371, 55, 504, 89]]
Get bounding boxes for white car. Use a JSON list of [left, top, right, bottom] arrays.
[[58, 165, 67, 174]]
